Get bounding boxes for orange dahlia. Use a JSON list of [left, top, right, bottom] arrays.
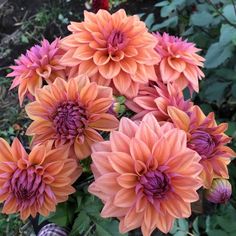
[[7, 38, 66, 105], [25, 76, 119, 160], [154, 33, 205, 92], [89, 114, 202, 235], [0, 138, 81, 220], [168, 105, 235, 188], [60, 9, 160, 98], [126, 81, 193, 121]]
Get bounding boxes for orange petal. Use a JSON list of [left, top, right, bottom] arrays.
[[110, 131, 130, 153], [89, 114, 119, 131], [114, 188, 136, 208], [0, 138, 14, 162], [119, 117, 138, 138], [109, 152, 134, 174], [28, 145, 46, 165], [130, 138, 151, 163], [167, 106, 190, 131], [74, 137, 92, 160], [117, 173, 138, 188]]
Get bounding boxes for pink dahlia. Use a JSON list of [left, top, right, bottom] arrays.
[[60, 9, 160, 98], [89, 114, 202, 235], [154, 32, 205, 92], [126, 81, 193, 121], [0, 138, 81, 220], [7, 38, 66, 105]]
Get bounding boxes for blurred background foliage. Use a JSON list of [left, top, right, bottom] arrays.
[[0, 0, 236, 235]]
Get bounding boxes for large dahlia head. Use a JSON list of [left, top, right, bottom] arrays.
[[126, 81, 193, 121], [154, 32, 205, 93], [25, 75, 119, 160], [60, 9, 160, 98], [89, 113, 202, 236], [168, 105, 235, 188], [7, 38, 66, 106], [0, 138, 81, 220]]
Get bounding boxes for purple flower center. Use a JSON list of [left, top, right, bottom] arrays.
[[188, 130, 216, 158], [140, 170, 170, 199], [10, 167, 43, 203], [53, 101, 88, 141], [107, 30, 126, 53]]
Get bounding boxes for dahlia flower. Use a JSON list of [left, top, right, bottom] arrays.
[[0, 138, 81, 220], [126, 81, 193, 121], [168, 105, 235, 188], [7, 38, 66, 105], [89, 114, 202, 235], [205, 178, 232, 204], [60, 9, 160, 98], [26, 76, 119, 160], [154, 32, 205, 92]]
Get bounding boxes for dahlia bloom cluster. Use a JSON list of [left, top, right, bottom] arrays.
[[4, 8, 235, 236]]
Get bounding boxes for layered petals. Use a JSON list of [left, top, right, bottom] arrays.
[[26, 76, 119, 160], [7, 38, 66, 105], [154, 32, 205, 92], [0, 138, 81, 220], [89, 113, 202, 236], [60, 9, 161, 98]]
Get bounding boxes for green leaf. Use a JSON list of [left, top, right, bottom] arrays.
[[145, 13, 155, 28], [20, 35, 29, 43], [219, 24, 236, 46], [177, 219, 189, 232], [95, 220, 127, 236], [193, 217, 200, 235], [190, 11, 214, 26], [174, 231, 187, 236], [70, 211, 91, 236], [155, 1, 169, 7], [215, 68, 236, 80], [207, 230, 228, 236], [204, 81, 230, 104], [161, 4, 176, 17], [49, 204, 68, 227], [151, 16, 178, 30], [205, 42, 234, 68], [170, 220, 178, 234], [223, 4, 236, 24]]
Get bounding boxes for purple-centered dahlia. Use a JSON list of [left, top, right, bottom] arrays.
[[206, 178, 232, 204]]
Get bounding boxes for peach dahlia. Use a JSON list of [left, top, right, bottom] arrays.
[[0, 138, 81, 220], [60, 9, 160, 98], [7, 38, 66, 105], [168, 105, 235, 188], [89, 114, 202, 236], [25, 76, 119, 160]]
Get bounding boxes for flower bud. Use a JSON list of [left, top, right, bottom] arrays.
[[206, 178, 232, 204], [38, 223, 68, 236]]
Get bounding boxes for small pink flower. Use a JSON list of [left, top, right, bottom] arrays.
[[206, 179, 232, 204], [154, 32, 205, 92], [7, 38, 66, 105], [126, 81, 193, 121]]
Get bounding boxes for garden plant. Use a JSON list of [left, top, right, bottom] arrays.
[[0, 0, 236, 236]]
